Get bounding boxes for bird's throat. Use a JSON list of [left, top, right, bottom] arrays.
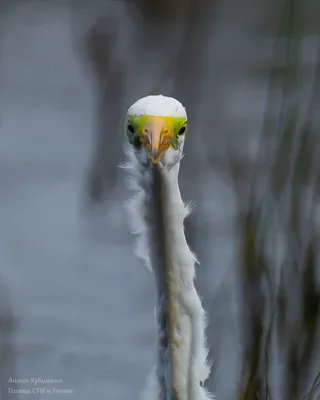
[[150, 164, 182, 400]]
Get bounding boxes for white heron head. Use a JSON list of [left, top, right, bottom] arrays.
[[125, 95, 187, 167]]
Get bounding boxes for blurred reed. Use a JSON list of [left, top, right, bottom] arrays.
[[227, 0, 320, 398]]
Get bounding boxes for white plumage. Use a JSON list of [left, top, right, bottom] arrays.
[[127, 95, 187, 118], [123, 95, 213, 400]]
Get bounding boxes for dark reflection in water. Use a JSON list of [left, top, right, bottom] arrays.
[[0, 278, 16, 400]]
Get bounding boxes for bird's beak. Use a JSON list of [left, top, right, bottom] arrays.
[[141, 117, 172, 164]]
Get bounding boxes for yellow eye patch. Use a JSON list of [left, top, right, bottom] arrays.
[[126, 116, 187, 151], [127, 116, 187, 136]]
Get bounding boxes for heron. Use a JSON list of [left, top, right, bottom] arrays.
[[123, 95, 213, 400]]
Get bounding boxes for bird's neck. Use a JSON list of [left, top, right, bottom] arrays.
[[148, 162, 193, 286], [125, 152, 211, 399], [148, 163, 203, 400]]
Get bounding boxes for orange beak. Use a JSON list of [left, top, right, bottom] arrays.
[[141, 117, 172, 164]]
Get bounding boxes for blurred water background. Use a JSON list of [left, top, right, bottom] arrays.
[[0, 1, 319, 399]]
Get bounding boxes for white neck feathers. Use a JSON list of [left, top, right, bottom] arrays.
[[122, 145, 213, 400]]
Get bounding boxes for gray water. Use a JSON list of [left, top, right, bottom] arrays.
[[0, 4, 155, 399]]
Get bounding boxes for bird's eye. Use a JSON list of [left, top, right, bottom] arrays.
[[177, 125, 187, 136], [127, 124, 135, 134]]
